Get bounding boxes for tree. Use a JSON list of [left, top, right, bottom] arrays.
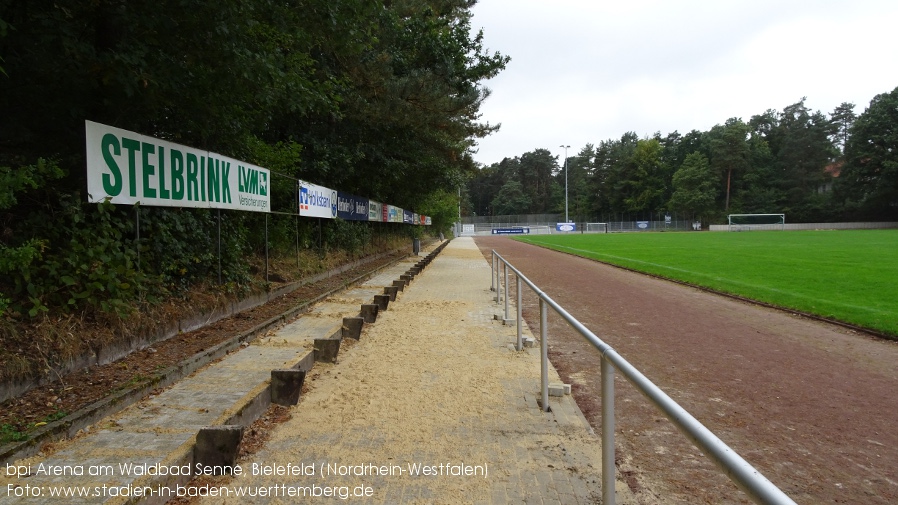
[[830, 102, 857, 155], [668, 152, 716, 219], [708, 118, 751, 211], [490, 179, 531, 216], [774, 99, 838, 219], [623, 138, 667, 213], [517, 149, 558, 213], [836, 86, 898, 220], [565, 145, 595, 221], [596, 132, 640, 214]]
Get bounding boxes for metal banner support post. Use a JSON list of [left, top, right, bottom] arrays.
[[217, 209, 222, 285], [265, 213, 269, 283], [135, 206, 140, 272]]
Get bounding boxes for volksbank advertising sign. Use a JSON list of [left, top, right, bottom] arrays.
[[85, 121, 270, 212], [299, 181, 337, 219]]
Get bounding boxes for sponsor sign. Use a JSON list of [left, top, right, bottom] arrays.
[[85, 120, 270, 212], [412, 213, 419, 225], [637, 221, 649, 229], [403, 210, 414, 224], [556, 222, 576, 232], [492, 228, 530, 235], [425, 216, 432, 226], [368, 201, 383, 222], [387, 205, 402, 223], [336, 191, 369, 221], [299, 181, 337, 219]]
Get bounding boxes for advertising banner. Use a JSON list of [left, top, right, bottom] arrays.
[[368, 201, 382, 222], [403, 210, 414, 224], [336, 191, 369, 221], [412, 213, 419, 225], [388, 206, 402, 223], [492, 228, 530, 235], [425, 216, 432, 226], [299, 181, 337, 219], [556, 222, 576, 232], [85, 120, 270, 212]]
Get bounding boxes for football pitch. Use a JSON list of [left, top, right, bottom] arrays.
[[516, 229, 898, 336]]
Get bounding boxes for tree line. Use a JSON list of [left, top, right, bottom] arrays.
[[0, 0, 508, 320], [468, 88, 898, 224]]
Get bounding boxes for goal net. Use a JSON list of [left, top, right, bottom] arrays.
[[585, 222, 608, 233], [727, 214, 785, 231]]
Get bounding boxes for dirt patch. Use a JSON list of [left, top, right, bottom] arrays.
[[476, 236, 898, 505]]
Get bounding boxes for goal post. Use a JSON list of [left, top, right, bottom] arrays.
[[727, 213, 785, 231], [585, 222, 608, 233]]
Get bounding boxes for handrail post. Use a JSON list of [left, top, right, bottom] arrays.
[[495, 255, 501, 303], [602, 356, 616, 505], [503, 261, 510, 321], [490, 251, 496, 292], [540, 298, 549, 412], [516, 274, 523, 351]]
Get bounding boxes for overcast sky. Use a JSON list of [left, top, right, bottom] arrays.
[[469, 0, 898, 167]]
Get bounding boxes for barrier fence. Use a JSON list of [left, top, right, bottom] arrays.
[[490, 250, 797, 505]]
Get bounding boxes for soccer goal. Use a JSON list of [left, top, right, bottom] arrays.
[[727, 214, 785, 231], [585, 222, 608, 233]]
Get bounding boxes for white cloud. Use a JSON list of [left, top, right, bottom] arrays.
[[470, 0, 898, 165]]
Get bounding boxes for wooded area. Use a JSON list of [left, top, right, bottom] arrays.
[[0, 0, 508, 322], [468, 91, 898, 224]]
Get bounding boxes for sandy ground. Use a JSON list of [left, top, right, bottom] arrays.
[[194, 240, 623, 504]]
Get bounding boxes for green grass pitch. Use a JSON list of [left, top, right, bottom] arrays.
[[516, 230, 898, 336]]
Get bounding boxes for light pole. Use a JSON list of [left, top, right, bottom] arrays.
[[560, 145, 570, 223]]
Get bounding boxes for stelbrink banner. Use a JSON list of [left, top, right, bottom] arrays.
[[86, 120, 270, 213]]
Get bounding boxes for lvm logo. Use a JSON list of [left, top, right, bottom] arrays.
[[238, 166, 267, 196]]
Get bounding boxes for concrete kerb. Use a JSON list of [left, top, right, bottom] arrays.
[[373, 294, 390, 311], [0, 250, 417, 466]]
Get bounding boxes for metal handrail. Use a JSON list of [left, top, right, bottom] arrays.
[[491, 250, 797, 505]]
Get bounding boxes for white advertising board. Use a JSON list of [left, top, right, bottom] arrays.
[[85, 121, 269, 212], [298, 181, 337, 219]]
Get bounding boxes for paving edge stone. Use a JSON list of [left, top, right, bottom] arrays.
[[0, 243, 445, 465]]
